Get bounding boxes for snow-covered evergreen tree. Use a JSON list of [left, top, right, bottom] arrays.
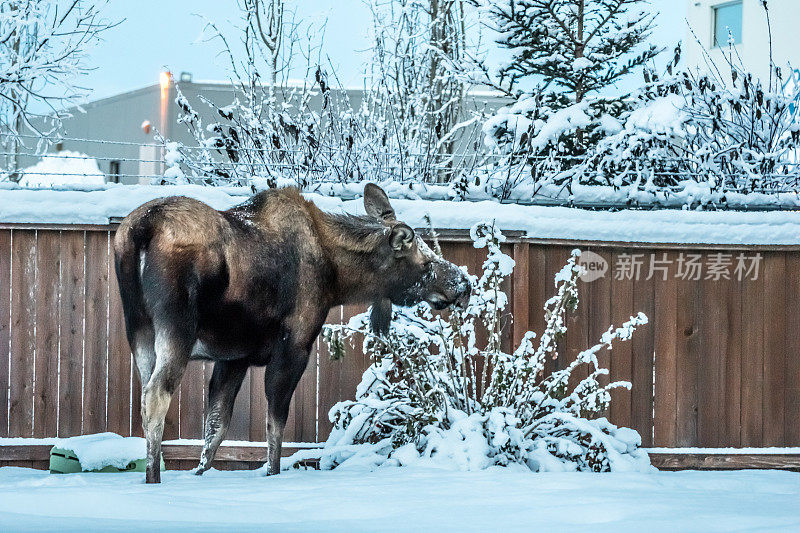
[[476, 0, 660, 156], [296, 223, 651, 473]]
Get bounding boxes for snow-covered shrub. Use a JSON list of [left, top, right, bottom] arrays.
[[575, 41, 800, 202], [459, 1, 800, 206], [163, 0, 482, 188], [363, 0, 478, 169], [159, 0, 362, 188], [1, 0, 114, 176], [302, 223, 650, 473]]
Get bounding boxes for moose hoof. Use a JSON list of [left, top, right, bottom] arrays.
[[192, 465, 206, 476], [260, 464, 278, 477]]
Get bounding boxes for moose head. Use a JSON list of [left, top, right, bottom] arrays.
[[361, 183, 472, 334]]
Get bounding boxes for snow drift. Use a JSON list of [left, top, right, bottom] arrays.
[[53, 433, 146, 471], [18, 151, 106, 188]]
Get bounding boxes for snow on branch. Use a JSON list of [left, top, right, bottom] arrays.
[[0, 0, 115, 173], [154, 0, 798, 210]]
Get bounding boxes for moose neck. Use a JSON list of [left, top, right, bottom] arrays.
[[316, 212, 392, 307]]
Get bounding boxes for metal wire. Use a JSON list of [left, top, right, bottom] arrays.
[[2, 133, 800, 198], [0, 132, 588, 158]]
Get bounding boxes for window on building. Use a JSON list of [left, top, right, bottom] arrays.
[[713, 1, 743, 47], [109, 160, 121, 183]]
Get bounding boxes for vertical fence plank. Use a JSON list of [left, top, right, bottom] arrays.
[[59, 231, 85, 436], [785, 253, 800, 445], [179, 362, 206, 439], [609, 249, 634, 430], [340, 304, 369, 402], [107, 266, 133, 436], [527, 245, 548, 351], [450, 242, 479, 394], [498, 243, 515, 359], [697, 270, 727, 446], [587, 248, 613, 415], [544, 247, 571, 379], [653, 254, 678, 447], [740, 259, 765, 446], [0, 230, 11, 437], [470, 242, 491, 395], [565, 248, 589, 394], [249, 365, 267, 442], [82, 231, 109, 434], [9, 230, 36, 437], [444, 242, 483, 397], [723, 272, 743, 447], [675, 274, 702, 447], [631, 268, 655, 447], [762, 253, 786, 446], [227, 366, 251, 441], [33, 231, 60, 437], [317, 307, 342, 441], [512, 243, 530, 347]]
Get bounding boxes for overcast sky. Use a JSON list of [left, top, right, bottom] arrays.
[[82, 0, 688, 101]]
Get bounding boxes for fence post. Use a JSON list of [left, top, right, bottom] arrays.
[[512, 242, 530, 346]]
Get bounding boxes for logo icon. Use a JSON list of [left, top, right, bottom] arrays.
[[578, 250, 608, 282]]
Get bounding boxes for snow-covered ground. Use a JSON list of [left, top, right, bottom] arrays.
[[0, 466, 798, 532]]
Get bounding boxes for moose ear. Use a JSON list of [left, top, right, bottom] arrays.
[[391, 223, 415, 252], [363, 183, 395, 222]]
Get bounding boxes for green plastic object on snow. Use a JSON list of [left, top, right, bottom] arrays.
[[48, 432, 164, 474], [48, 447, 161, 473]]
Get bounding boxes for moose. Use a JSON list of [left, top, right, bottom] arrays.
[[113, 184, 471, 483]]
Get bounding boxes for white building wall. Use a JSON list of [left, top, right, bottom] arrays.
[[684, 0, 800, 83]]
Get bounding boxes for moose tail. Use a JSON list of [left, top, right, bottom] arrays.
[[113, 213, 154, 350]]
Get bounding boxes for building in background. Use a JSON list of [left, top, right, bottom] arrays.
[[24, 74, 350, 185], [25, 73, 507, 185], [684, 0, 800, 82]]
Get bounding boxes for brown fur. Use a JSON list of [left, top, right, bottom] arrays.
[[114, 185, 470, 483]]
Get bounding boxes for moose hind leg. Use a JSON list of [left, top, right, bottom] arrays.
[[264, 351, 310, 476], [142, 328, 191, 484], [131, 325, 156, 426], [195, 359, 249, 475]]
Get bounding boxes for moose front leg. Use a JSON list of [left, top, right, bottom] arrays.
[[195, 359, 249, 475], [263, 349, 310, 476]]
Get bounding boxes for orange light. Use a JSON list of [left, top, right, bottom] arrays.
[[159, 71, 171, 92]]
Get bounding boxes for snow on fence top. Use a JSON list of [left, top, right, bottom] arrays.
[[1, 183, 799, 246]]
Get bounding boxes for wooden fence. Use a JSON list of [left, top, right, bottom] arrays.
[[1, 224, 799, 450]]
